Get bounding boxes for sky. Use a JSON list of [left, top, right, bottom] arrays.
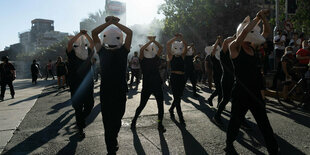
[[0, 0, 165, 51]]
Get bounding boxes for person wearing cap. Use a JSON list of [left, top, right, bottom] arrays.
[[0, 56, 16, 101]]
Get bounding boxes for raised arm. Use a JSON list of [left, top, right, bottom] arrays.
[[178, 35, 188, 59], [166, 36, 179, 61], [83, 32, 95, 51], [153, 40, 163, 56], [212, 36, 221, 56], [67, 32, 83, 53], [260, 10, 271, 38], [222, 35, 236, 53], [235, 14, 261, 47], [114, 19, 132, 51], [139, 40, 153, 60], [91, 18, 113, 52]]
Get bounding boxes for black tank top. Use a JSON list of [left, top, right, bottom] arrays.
[[232, 47, 260, 91], [184, 55, 194, 72], [220, 50, 234, 78], [211, 55, 222, 79], [171, 56, 185, 72]]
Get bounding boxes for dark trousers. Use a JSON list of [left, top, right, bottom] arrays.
[[185, 70, 197, 94], [32, 74, 38, 84], [215, 75, 234, 117], [133, 86, 164, 122], [226, 89, 278, 154], [209, 74, 222, 104], [100, 89, 126, 154], [169, 74, 186, 121], [46, 69, 55, 79], [130, 69, 140, 85], [1, 81, 15, 98], [73, 97, 94, 129]]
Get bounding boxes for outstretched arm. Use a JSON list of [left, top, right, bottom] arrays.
[[91, 19, 113, 52], [166, 36, 179, 61], [139, 40, 153, 60], [114, 22, 133, 51]]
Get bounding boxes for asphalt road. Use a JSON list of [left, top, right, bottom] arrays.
[[2, 81, 310, 155]]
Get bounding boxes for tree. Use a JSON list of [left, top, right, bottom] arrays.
[[80, 10, 107, 35], [159, 0, 261, 52]]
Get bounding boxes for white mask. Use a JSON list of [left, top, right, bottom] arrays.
[[171, 41, 184, 56], [102, 25, 123, 50], [143, 43, 157, 58], [236, 16, 266, 45], [186, 46, 194, 56], [73, 35, 88, 60]]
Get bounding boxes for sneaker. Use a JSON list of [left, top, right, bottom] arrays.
[[207, 98, 213, 106], [212, 116, 223, 126], [224, 145, 238, 155], [158, 124, 166, 133]]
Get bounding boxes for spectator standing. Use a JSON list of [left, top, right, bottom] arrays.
[[274, 29, 286, 68], [45, 59, 55, 80], [0, 56, 16, 101], [31, 59, 40, 84]]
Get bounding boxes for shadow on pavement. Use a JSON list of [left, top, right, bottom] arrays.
[[158, 130, 170, 155], [3, 110, 74, 154], [47, 99, 71, 115], [171, 117, 208, 155], [131, 128, 146, 155], [9, 89, 58, 106], [127, 87, 140, 99]]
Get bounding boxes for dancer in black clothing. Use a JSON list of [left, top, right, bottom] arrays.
[[92, 16, 132, 155], [207, 36, 223, 106], [184, 43, 198, 97], [66, 30, 95, 138], [167, 33, 187, 126], [0, 56, 15, 101], [131, 36, 166, 132], [31, 59, 40, 85], [225, 10, 278, 154]]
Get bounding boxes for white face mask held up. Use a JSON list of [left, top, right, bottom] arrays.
[[143, 43, 157, 58], [236, 16, 266, 45], [73, 35, 89, 60], [171, 41, 184, 56], [102, 25, 124, 50]]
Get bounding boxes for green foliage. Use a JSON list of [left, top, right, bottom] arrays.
[[80, 9, 107, 35]]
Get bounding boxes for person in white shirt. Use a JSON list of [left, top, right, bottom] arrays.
[[274, 29, 286, 68]]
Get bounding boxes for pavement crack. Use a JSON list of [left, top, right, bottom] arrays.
[[139, 131, 161, 151]]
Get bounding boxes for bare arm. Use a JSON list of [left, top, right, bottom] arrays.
[[67, 33, 82, 53], [235, 16, 261, 47], [177, 35, 187, 59], [166, 36, 178, 61], [153, 40, 163, 56], [114, 22, 132, 51], [212, 36, 221, 56], [260, 11, 271, 38], [139, 40, 153, 60], [222, 36, 235, 53], [91, 21, 113, 52]]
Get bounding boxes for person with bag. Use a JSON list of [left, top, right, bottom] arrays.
[[0, 56, 16, 101]]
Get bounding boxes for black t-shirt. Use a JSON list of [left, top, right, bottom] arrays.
[[66, 48, 93, 86], [140, 56, 162, 88], [31, 63, 39, 74], [0, 62, 15, 81], [98, 45, 129, 92], [170, 56, 185, 72]]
